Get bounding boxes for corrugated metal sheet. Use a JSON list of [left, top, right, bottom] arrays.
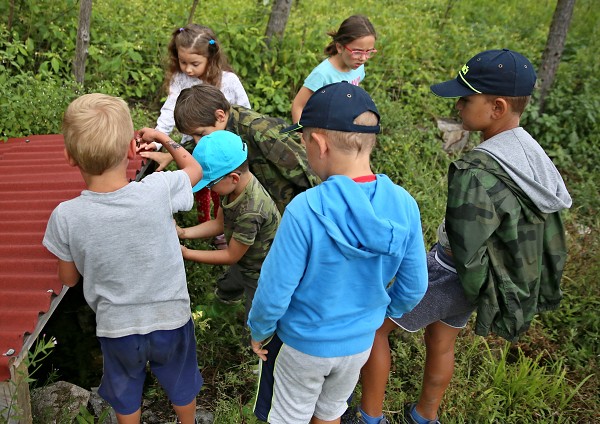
[[0, 135, 142, 381]]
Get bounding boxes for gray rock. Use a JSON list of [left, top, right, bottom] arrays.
[[195, 409, 214, 424], [89, 387, 118, 423], [435, 117, 470, 153], [31, 381, 90, 423]]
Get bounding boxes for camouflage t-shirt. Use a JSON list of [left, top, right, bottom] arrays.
[[221, 174, 281, 281], [446, 150, 566, 341], [227, 106, 320, 213]]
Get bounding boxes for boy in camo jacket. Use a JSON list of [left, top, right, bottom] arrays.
[[351, 49, 572, 424], [177, 130, 280, 320], [140, 83, 320, 214]]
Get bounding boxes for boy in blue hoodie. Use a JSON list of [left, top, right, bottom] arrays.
[[247, 82, 428, 424]]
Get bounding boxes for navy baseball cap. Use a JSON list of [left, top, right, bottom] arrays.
[[191, 130, 247, 192], [430, 49, 536, 98], [281, 81, 380, 134]]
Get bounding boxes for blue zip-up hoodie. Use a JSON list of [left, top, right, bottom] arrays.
[[247, 175, 428, 357]]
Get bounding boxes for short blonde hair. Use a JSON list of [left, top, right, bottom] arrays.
[[304, 111, 378, 155], [62, 93, 134, 175]]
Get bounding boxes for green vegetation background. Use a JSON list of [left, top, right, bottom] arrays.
[[1, 0, 598, 422]]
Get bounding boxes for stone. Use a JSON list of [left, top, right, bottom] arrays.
[[196, 408, 214, 424], [435, 117, 470, 153], [31, 381, 90, 423], [89, 387, 118, 423]]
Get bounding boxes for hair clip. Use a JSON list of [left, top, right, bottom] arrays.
[[179, 28, 185, 33], [209, 39, 216, 45]]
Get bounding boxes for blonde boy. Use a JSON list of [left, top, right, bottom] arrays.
[[247, 82, 428, 424], [43, 94, 203, 424]]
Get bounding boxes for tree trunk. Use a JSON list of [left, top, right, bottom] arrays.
[[8, 0, 15, 36], [188, 0, 200, 24], [537, 0, 576, 113], [73, 0, 92, 85], [265, 0, 293, 47]]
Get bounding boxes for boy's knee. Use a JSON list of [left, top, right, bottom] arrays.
[[424, 322, 460, 353]]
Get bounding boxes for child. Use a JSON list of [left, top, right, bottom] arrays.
[[177, 130, 280, 319], [175, 83, 320, 213], [291, 15, 377, 123], [353, 49, 572, 424], [145, 84, 317, 305], [247, 82, 428, 424], [155, 23, 251, 239], [156, 23, 250, 137], [42, 94, 204, 424]]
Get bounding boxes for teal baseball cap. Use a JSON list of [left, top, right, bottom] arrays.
[[191, 130, 248, 192]]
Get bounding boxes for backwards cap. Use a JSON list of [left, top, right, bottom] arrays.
[[191, 130, 247, 192], [430, 49, 536, 98], [281, 81, 380, 134]]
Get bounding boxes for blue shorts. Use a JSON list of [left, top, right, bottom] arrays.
[[97, 318, 202, 415]]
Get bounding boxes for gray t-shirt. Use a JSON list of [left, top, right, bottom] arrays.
[[43, 170, 193, 338]]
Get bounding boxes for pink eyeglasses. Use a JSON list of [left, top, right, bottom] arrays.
[[343, 45, 377, 59]]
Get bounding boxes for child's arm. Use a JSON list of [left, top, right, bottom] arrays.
[[177, 207, 224, 240], [291, 87, 314, 123], [58, 259, 81, 287], [180, 208, 250, 265], [181, 237, 250, 266], [137, 128, 202, 186]]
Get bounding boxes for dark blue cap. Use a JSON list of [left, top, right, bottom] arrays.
[[281, 82, 380, 134], [430, 49, 536, 98]]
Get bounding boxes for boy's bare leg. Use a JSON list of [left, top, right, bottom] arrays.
[[359, 318, 398, 417], [415, 321, 461, 420], [173, 399, 197, 424], [116, 409, 141, 424]]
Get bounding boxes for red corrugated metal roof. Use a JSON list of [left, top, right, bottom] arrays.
[[0, 135, 142, 381]]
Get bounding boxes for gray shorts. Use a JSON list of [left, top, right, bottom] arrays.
[[254, 334, 370, 423], [391, 249, 475, 331]]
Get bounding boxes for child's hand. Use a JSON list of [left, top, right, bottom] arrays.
[[135, 128, 165, 152], [251, 339, 268, 361], [175, 223, 185, 239], [180, 244, 189, 259], [139, 151, 174, 171]]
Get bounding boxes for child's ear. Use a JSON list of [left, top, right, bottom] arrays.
[[491, 97, 509, 119], [63, 148, 78, 167], [230, 172, 241, 184], [215, 109, 227, 123], [310, 131, 329, 158], [126, 138, 137, 159]]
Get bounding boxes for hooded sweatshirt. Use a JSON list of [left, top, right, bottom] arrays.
[[475, 127, 572, 213], [247, 174, 428, 357], [445, 127, 571, 340]]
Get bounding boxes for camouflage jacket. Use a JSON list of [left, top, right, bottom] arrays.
[[446, 150, 566, 341], [227, 106, 320, 213]]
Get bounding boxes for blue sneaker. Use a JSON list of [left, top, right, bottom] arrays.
[[403, 403, 441, 424], [341, 406, 389, 424]]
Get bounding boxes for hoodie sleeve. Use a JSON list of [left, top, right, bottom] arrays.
[[386, 206, 428, 318], [247, 210, 308, 342]]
